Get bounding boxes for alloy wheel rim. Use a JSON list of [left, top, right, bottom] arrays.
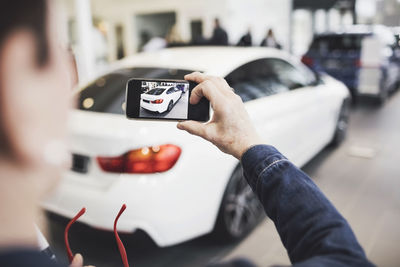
[[223, 170, 262, 237]]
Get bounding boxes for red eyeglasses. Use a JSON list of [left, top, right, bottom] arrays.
[[64, 204, 130, 267]]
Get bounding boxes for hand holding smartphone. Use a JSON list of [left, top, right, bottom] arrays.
[[125, 78, 210, 122]]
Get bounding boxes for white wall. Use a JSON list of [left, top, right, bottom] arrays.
[[90, 0, 227, 56], [292, 9, 313, 56], [58, 0, 291, 80], [90, 0, 291, 55], [225, 0, 291, 48]]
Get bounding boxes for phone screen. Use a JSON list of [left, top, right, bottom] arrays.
[[126, 78, 210, 122]]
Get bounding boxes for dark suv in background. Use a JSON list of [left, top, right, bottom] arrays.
[[302, 25, 400, 103]]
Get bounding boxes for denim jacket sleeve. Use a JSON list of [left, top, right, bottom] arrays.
[[0, 249, 60, 267], [241, 145, 374, 267]]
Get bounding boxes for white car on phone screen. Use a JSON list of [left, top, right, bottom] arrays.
[[42, 47, 350, 247], [140, 86, 182, 113]]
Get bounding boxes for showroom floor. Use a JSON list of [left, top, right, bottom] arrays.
[[47, 91, 400, 267], [223, 92, 400, 267]]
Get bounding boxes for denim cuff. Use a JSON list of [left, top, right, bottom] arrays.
[[241, 145, 287, 189]]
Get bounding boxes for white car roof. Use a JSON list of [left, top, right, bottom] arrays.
[[112, 46, 293, 77]]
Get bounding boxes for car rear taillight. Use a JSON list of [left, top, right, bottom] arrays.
[[97, 144, 181, 174], [301, 55, 313, 67], [355, 60, 380, 69], [151, 99, 163, 104]]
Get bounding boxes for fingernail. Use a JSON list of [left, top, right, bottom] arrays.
[[72, 253, 82, 263]]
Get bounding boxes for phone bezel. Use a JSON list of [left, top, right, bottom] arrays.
[[125, 78, 210, 122]]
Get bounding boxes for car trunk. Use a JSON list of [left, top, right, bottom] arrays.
[[67, 110, 177, 180], [141, 93, 163, 102]]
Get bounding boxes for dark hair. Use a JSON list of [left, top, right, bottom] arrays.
[[0, 0, 49, 66]]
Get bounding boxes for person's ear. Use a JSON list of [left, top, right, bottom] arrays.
[[0, 30, 45, 167]]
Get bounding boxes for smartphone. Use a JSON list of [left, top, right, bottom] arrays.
[[125, 78, 210, 122]]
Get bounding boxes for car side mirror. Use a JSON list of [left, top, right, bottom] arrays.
[[311, 71, 323, 86]]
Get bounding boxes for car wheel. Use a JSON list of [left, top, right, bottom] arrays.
[[330, 98, 351, 147], [376, 72, 390, 105], [167, 101, 173, 112], [376, 88, 388, 105], [213, 165, 264, 242]]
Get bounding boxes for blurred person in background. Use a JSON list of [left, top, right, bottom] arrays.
[[0, 0, 89, 266], [210, 18, 228, 46], [178, 72, 374, 267], [142, 33, 167, 52], [67, 46, 79, 87], [139, 30, 168, 52], [236, 28, 252, 47], [166, 24, 185, 47], [139, 30, 151, 51], [260, 28, 281, 49], [92, 21, 108, 66]]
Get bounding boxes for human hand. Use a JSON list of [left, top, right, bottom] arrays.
[[70, 253, 95, 267], [177, 72, 262, 159]]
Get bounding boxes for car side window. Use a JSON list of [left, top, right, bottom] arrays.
[[225, 58, 289, 102], [267, 59, 310, 90], [166, 88, 174, 94]]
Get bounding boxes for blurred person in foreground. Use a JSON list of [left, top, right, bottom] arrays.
[[260, 28, 282, 49], [0, 0, 89, 266], [210, 18, 228, 46], [178, 72, 374, 267]]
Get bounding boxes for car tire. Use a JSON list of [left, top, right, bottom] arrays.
[[212, 165, 264, 242], [330, 98, 351, 147], [376, 87, 388, 105], [167, 101, 173, 112], [376, 71, 390, 105]]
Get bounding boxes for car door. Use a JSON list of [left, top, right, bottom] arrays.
[[165, 87, 176, 104], [226, 58, 326, 166], [270, 58, 334, 165], [173, 87, 182, 102]]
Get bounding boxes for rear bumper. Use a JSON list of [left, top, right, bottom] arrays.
[[140, 100, 165, 113], [42, 170, 218, 247], [357, 67, 382, 96]]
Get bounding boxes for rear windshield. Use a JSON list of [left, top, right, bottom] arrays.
[[311, 34, 369, 52], [78, 68, 193, 114], [146, 88, 165, 95]]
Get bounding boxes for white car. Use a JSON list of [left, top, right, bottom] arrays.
[[140, 86, 182, 113], [42, 47, 350, 247]]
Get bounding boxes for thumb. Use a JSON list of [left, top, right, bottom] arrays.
[[177, 121, 206, 138], [70, 253, 83, 267]]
